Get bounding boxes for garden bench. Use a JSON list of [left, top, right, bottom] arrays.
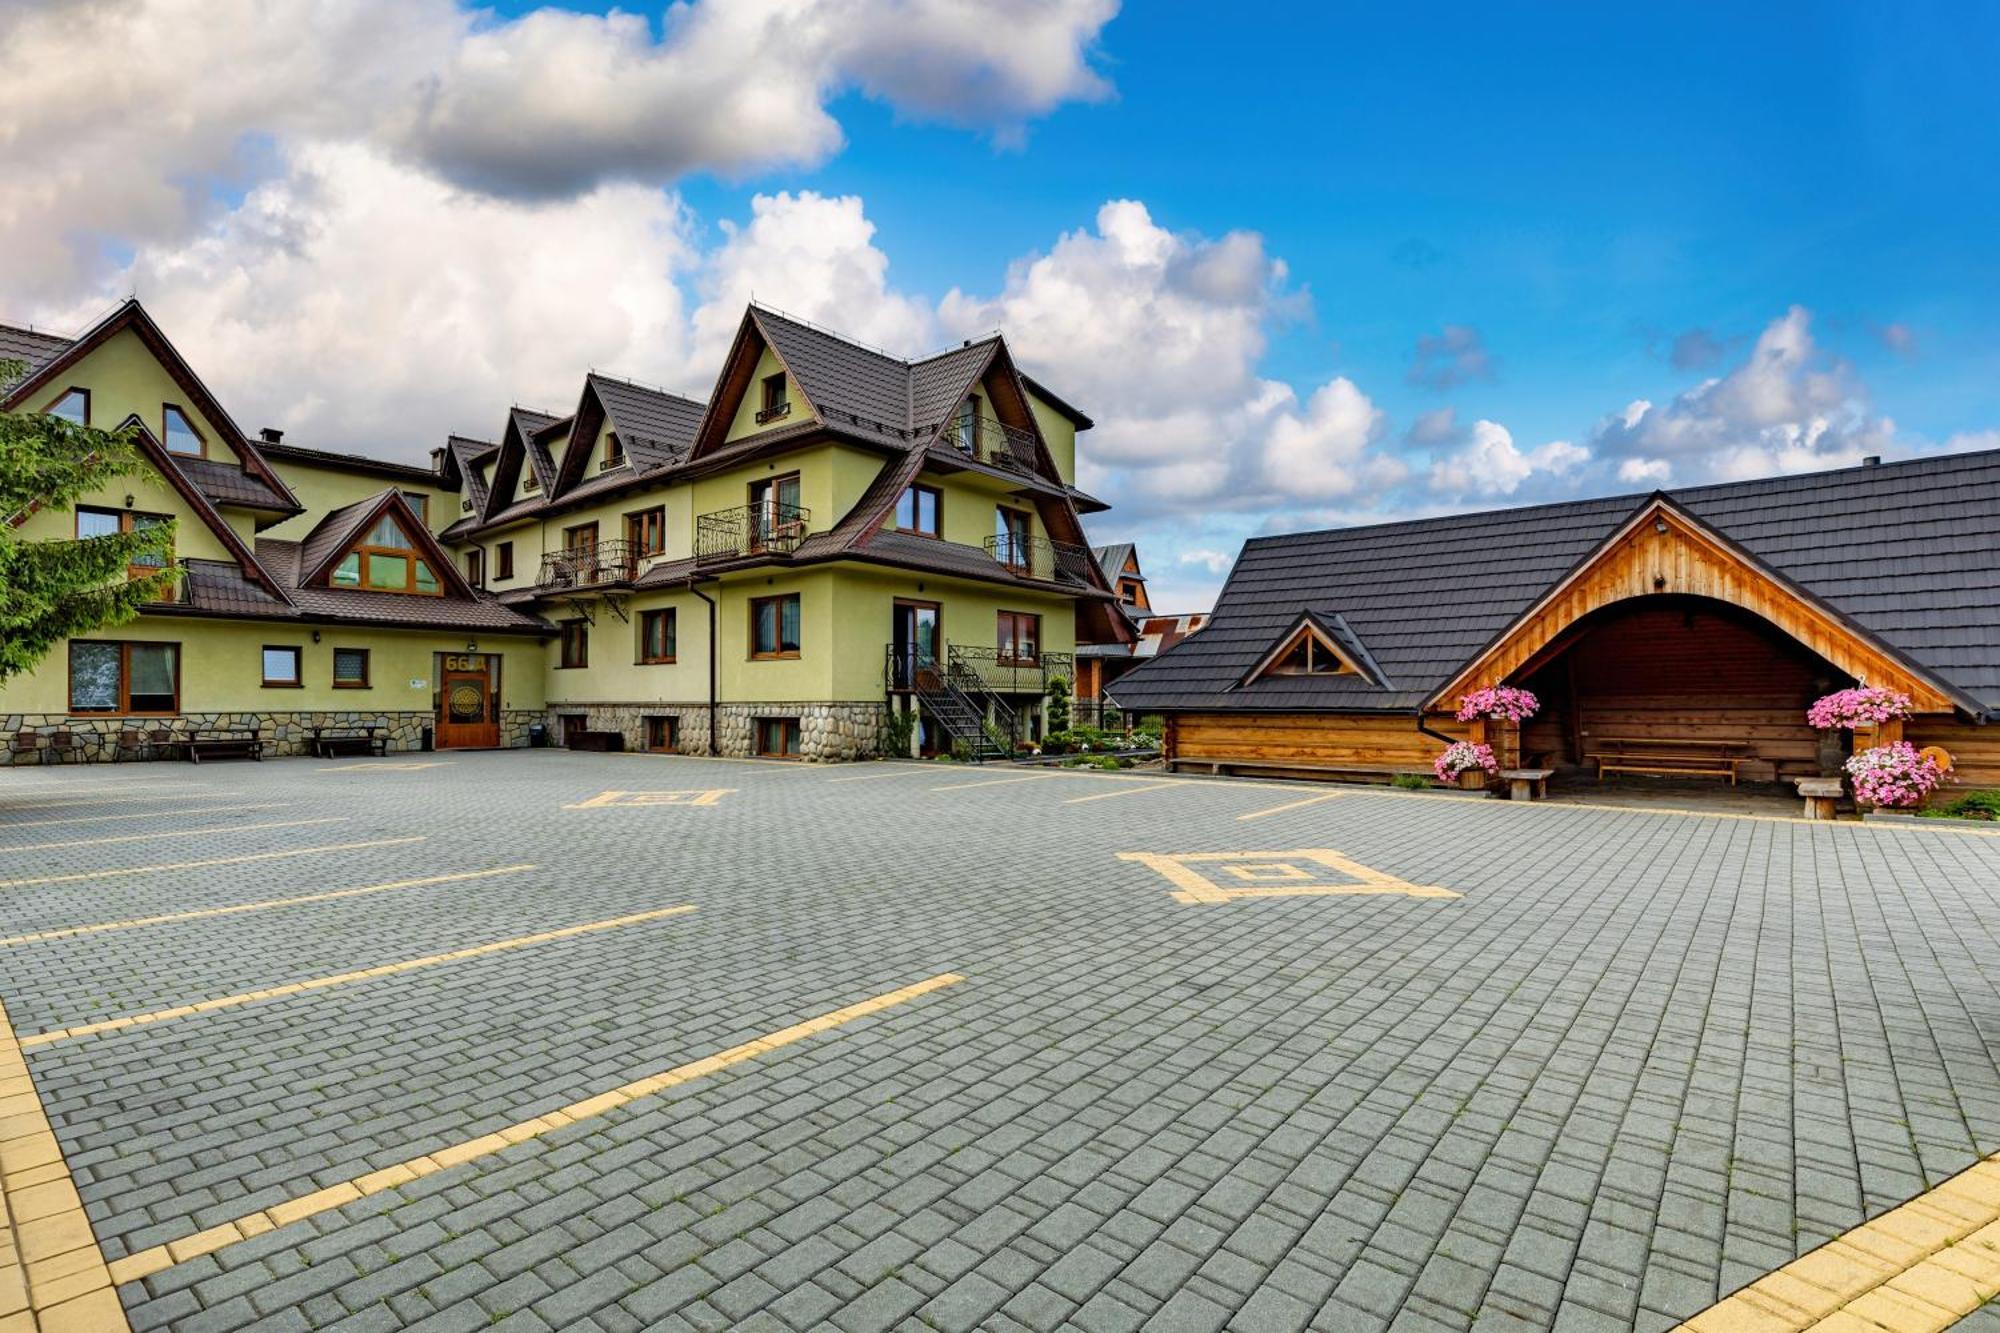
[[1795, 777, 1844, 820], [567, 730, 625, 753], [183, 728, 263, 763], [1584, 736, 1748, 785], [1500, 767, 1554, 801], [311, 725, 387, 758]]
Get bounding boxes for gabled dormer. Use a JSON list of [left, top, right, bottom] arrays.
[[1238, 611, 1388, 689], [299, 490, 476, 599], [481, 407, 565, 521], [690, 308, 829, 457], [545, 374, 703, 495], [920, 337, 1066, 487]]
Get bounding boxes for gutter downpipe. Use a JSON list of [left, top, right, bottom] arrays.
[[688, 580, 719, 755], [1415, 710, 1458, 748]]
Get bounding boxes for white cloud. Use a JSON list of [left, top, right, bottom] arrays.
[[1177, 548, 1235, 574], [0, 0, 1117, 299], [1617, 458, 1673, 485], [1591, 306, 1895, 482], [1427, 419, 1586, 497]]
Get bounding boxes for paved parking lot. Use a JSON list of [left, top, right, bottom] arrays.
[[4, 751, 2000, 1332]]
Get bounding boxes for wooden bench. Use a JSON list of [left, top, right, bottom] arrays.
[[182, 729, 263, 763], [1584, 736, 1748, 786], [568, 730, 625, 753], [311, 725, 387, 759], [1795, 777, 1844, 820], [1500, 767, 1554, 801]]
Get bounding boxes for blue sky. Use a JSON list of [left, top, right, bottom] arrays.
[[13, 1, 1998, 609]]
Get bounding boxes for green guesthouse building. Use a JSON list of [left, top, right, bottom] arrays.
[[1, 300, 1131, 763]]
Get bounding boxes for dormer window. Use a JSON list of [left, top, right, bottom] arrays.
[[523, 470, 540, 493], [757, 372, 790, 424], [1255, 623, 1356, 679], [954, 394, 981, 454], [45, 388, 89, 424], [329, 512, 441, 595], [602, 432, 625, 471], [163, 404, 203, 455]]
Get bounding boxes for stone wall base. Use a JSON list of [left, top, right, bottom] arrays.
[[5, 711, 538, 763], [547, 701, 885, 762]]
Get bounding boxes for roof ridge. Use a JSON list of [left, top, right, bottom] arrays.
[[586, 369, 707, 405]]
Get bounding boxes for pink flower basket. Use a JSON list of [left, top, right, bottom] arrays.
[[1434, 741, 1498, 783], [1456, 686, 1539, 724], [1844, 742, 1944, 809], [1807, 686, 1912, 730]]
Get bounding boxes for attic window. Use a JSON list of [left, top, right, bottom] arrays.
[[1255, 624, 1356, 679], [602, 432, 625, 471], [523, 469, 540, 492], [757, 373, 790, 424], [329, 511, 441, 596], [162, 404, 204, 455], [45, 388, 89, 425], [953, 394, 982, 454]]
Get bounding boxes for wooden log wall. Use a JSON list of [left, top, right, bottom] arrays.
[[1906, 717, 2000, 791], [1171, 712, 1467, 771]]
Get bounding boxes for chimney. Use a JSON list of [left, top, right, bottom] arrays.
[[259, 427, 283, 444], [1862, 455, 1880, 466], [430, 446, 447, 471]]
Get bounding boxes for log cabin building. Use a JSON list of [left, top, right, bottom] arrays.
[[1106, 452, 2000, 792]]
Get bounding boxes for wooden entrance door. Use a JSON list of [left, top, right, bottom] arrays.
[[435, 654, 499, 749]]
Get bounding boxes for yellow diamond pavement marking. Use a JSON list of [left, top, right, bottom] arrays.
[[1063, 781, 1180, 804], [0, 803, 289, 831], [0, 837, 427, 890], [0, 817, 346, 855], [0, 865, 537, 950], [19, 904, 696, 1048], [563, 789, 733, 809], [1673, 1152, 2000, 1332], [1118, 848, 1461, 905], [1236, 792, 1346, 821], [106, 971, 966, 1287], [0, 998, 130, 1331]]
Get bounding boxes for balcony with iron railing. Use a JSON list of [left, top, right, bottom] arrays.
[[695, 503, 811, 565], [537, 539, 639, 590], [947, 645, 1075, 696], [938, 414, 1040, 474], [984, 532, 1095, 586]]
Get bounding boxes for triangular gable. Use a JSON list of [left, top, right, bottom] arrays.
[[1424, 494, 1973, 714], [481, 407, 564, 521], [298, 489, 479, 599], [101, 414, 292, 604], [689, 309, 824, 458], [2, 299, 300, 513], [924, 339, 1068, 487], [1237, 611, 1386, 689]]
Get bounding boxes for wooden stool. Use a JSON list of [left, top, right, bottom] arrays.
[[1500, 767, 1554, 801], [1795, 777, 1844, 820]]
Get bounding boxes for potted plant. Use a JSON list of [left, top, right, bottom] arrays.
[[1435, 741, 1498, 790], [1456, 687, 1537, 771], [1845, 741, 1945, 815], [1806, 686, 1912, 741]]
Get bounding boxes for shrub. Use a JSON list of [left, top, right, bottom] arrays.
[[1391, 773, 1431, 790], [1920, 789, 2000, 821], [1807, 686, 1913, 730], [1040, 729, 1075, 755], [1845, 742, 1944, 808], [1093, 754, 1125, 770], [879, 706, 915, 758], [1044, 674, 1072, 734], [1434, 741, 1498, 782]]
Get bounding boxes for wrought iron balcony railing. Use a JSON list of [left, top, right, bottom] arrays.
[[946, 645, 1075, 696], [537, 539, 639, 589], [984, 533, 1095, 586], [695, 503, 811, 564], [939, 414, 1040, 474]]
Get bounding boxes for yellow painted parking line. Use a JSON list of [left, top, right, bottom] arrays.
[[0, 999, 130, 1330], [315, 762, 453, 772], [0, 837, 426, 890], [107, 971, 965, 1285], [0, 818, 346, 855], [1236, 792, 1345, 821], [0, 865, 537, 949], [0, 791, 241, 813], [1063, 781, 1180, 804], [1673, 1151, 2000, 1332], [22, 904, 696, 1048], [826, 770, 915, 783], [0, 802, 289, 831], [931, 773, 1055, 792]]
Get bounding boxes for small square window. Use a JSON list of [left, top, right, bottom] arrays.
[[262, 645, 302, 687], [750, 594, 801, 658], [332, 648, 370, 688], [639, 608, 676, 664], [756, 717, 801, 758], [400, 491, 429, 523], [896, 485, 941, 537], [644, 715, 678, 753], [757, 372, 791, 423], [560, 619, 589, 669]]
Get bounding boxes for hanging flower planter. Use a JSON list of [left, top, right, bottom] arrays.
[[1844, 742, 1944, 810], [1806, 686, 1912, 731], [1455, 686, 1540, 723], [1435, 741, 1498, 789]]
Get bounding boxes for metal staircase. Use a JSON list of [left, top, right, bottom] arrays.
[[886, 647, 1016, 762]]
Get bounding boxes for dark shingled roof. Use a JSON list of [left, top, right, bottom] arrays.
[[175, 455, 294, 509], [590, 374, 703, 469], [0, 324, 72, 381], [755, 309, 915, 442], [1108, 450, 2000, 717], [254, 533, 545, 632], [910, 341, 998, 428]]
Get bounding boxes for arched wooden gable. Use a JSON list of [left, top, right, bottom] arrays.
[[1426, 498, 1963, 715]]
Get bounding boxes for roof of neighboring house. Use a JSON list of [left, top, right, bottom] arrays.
[[1108, 450, 2000, 717], [256, 439, 447, 486], [0, 324, 74, 380]]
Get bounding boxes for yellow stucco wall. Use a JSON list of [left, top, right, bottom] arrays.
[[827, 567, 1075, 700], [33, 328, 241, 467], [724, 346, 801, 441], [262, 461, 455, 541], [0, 617, 545, 716], [1025, 389, 1078, 487], [542, 589, 710, 705]]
